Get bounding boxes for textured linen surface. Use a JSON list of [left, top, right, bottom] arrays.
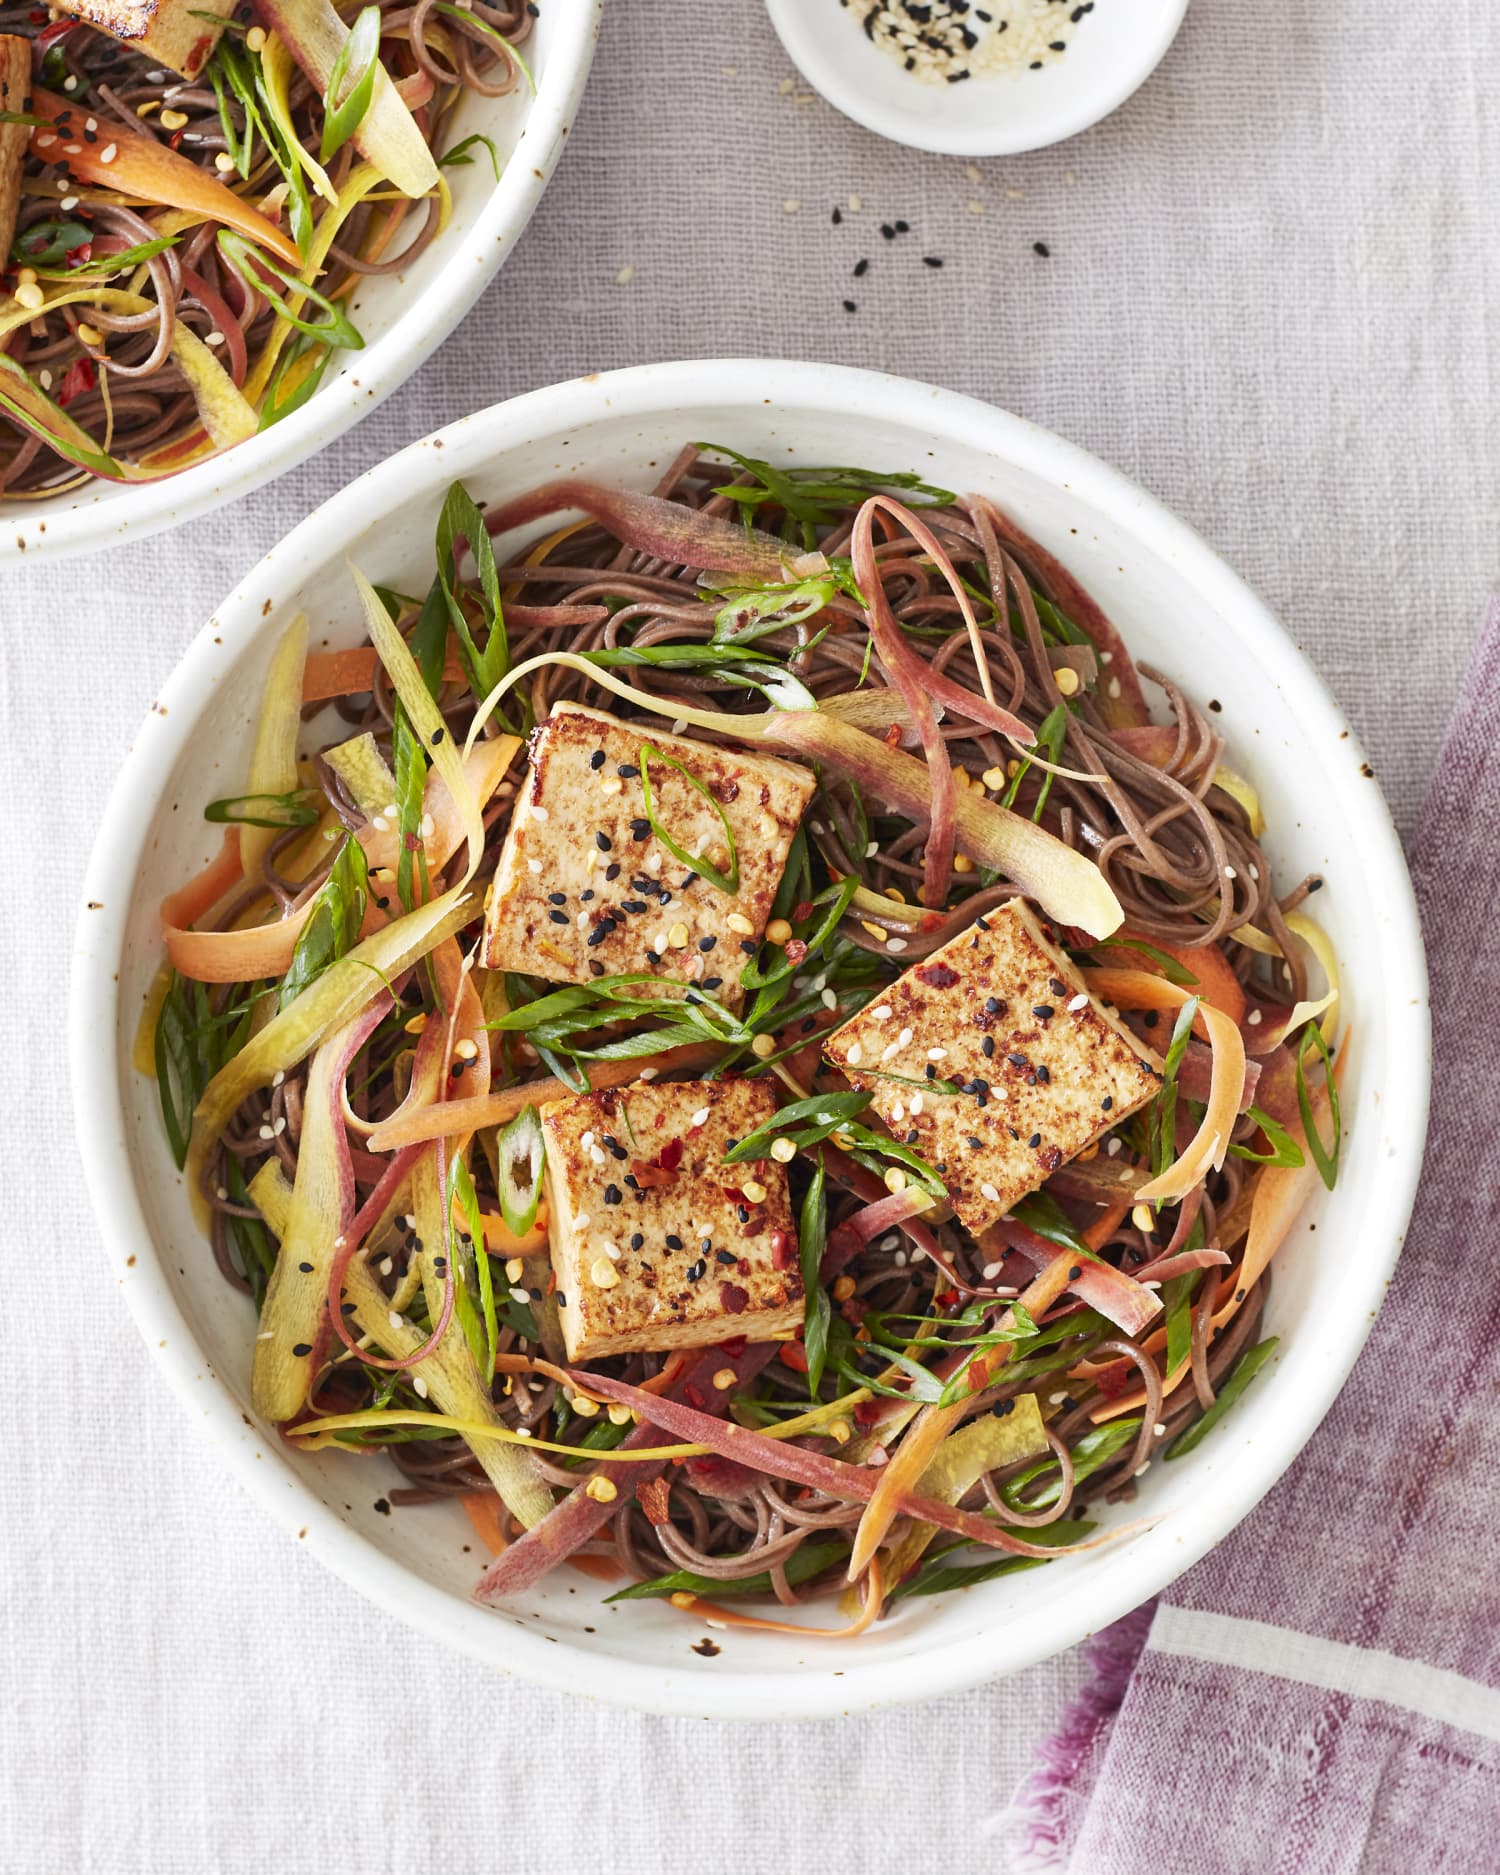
[[1, 2, 1496, 1871], [1003, 602, 1500, 1874]]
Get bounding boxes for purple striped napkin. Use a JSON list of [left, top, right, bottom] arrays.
[[1000, 599, 1500, 1875]]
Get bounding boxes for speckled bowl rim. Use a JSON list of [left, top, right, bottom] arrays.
[[70, 360, 1430, 1719], [4, 0, 601, 564]]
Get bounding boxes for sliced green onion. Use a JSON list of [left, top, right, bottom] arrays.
[[1228, 1104, 1306, 1169], [320, 3, 381, 162], [216, 230, 364, 350], [496, 1105, 545, 1238], [799, 1152, 830, 1395], [204, 789, 321, 829], [639, 739, 739, 896], [1166, 1338, 1279, 1459], [438, 131, 502, 179], [723, 1091, 870, 1164], [1295, 1021, 1340, 1189]]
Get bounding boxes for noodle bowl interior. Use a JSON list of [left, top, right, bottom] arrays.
[[148, 444, 1343, 1627]]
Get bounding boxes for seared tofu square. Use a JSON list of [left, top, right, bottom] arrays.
[[541, 1077, 803, 1361], [822, 901, 1164, 1237], [52, 0, 237, 79], [481, 703, 815, 1010]]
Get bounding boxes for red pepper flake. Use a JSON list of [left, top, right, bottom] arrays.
[[853, 1399, 882, 1427], [784, 937, 809, 966], [717, 1335, 747, 1358], [543, 1268, 557, 1296], [916, 962, 960, 988], [1040, 1144, 1063, 1172], [779, 1341, 808, 1374], [63, 241, 92, 267], [883, 724, 902, 748], [630, 1159, 676, 1190], [792, 900, 815, 924], [34, 18, 76, 48], [719, 1282, 749, 1315], [635, 1476, 672, 1525], [919, 912, 947, 932], [769, 1228, 793, 1270], [657, 1136, 683, 1172], [56, 356, 96, 407], [683, 1383, 706, 1409]]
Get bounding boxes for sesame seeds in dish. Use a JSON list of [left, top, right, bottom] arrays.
[[144, 443, 1344, 1631], [844, 0, 1098, 86]]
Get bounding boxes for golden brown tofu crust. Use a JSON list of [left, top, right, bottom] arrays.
[[541, 1077, 804, 1361], [481, 704, 815, 1011], [52, 0, 235, 78], [822, 901, 1164, 1236]]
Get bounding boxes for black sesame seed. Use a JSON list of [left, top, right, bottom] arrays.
[[603, 1184, 622, 1206], [923, 256, 944, 268], [985, 996, 1003, 1014], [621, 899, 648, 914], [617, 762, 640, 778], [716, 1249, 736, 1265], [1068, 1264, 1082, 1279], [1101, 1096, 1114, 1111], [297, 1260, 314, 1273], [967, 1135, 983, 1150], [1008, 1052, 1029, 1068], [666, 1233, 683, 1250], [703, 976, 723, 990], [1028, 1133, 1042, 1149], [588, 960, 605, 977], [589, 749, 606, 770], [586, 928, 609, 948], [739, 940, 756, 955], [925, 1064, 937, 1080], [1033, 1004, 1054, 1021], [596, 831, 611, 851], [645, 951, 661, 966], [736, 1206, 750, 1223], [982, 1035, 995, 1058], [842, 299, 857, 313], [853, 258, 868, 278], [1034, 241, 1051, 257], [430, 727, 445, 746], [832, 206, 842, 224], [700, 1237, 712, 1254], [880, 222, 895, 240], [1037, 1065, 1051, 1084], [905, 1129, 919, 1145], [991, 1398, 1015, 1418], [698, 934, 717, 952], [686, 1259, 706, 1282], [547, 891, 566, 905], [548, 909, 568, 925], [292, 1342, 312, 1357], [630, 818, 650, 840]]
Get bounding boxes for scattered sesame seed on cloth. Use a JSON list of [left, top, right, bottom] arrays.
[[843, 0, 1098, 85]]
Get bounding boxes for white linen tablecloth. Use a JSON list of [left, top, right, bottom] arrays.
[[2, 2, 1496, 1869]]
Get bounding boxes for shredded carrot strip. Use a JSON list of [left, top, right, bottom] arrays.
[[462, 1493, 509, 1557]]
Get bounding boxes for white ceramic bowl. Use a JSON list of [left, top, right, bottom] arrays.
[[70, 360, 1429, 1719], [765, 0, 1189, 156], [4, 0, 601, 564]]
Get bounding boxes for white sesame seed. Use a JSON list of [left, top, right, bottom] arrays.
[[215, 1186, 228, 1201], [897, 1027, 913, 1047], [1049, 1391, 1068, 1405], [821, 988, 837, 1010], [910, 1093, 923, 1114], [589, 1145, 606, 1166], [573, 1213, 590, 1231], [886, 938, 908, 953], [388, 1310, 403, 1329], [1223, 865, 1237, 880], [871, 1005, 892, 1022], [1141, 1279, 1163, 1292], [891, 1103, 905, 1123], [258, 1124, 274, 1141], [639, 1065, 661, 1079], [603, 1242, 621, 1260], [1106, 1136, 1121, 1155], [378, 1257, 393, 1277], [509, 1287, 530, 1305], [413, 1376, 429, 1399], [882, 1041, 901, 1062], [892, 1250, 907, 1268], [878, 1233, 900, 1253], [980, 1182, 1000, 1202], [527, 858, 543, 874], [60, 194, 78, 211], [455, 1038, 478, 1061], [99, 143, 117, 164], [1135, 1462, 1152, 1477], [1154, 1423, 1167, 1436], [844, 1042, 864, 1066], [865, 840, 879, 858], [926, 1046, 947, 1061], [615, 263, 635, 286], [531, 805, 549, 822], [1247, 1009, 1262, 1025], [982, 1261, 1003, 1279], [691, 1106, 710, 1127], [1249, 864, 1260, 881], [581, 1130, 594, 1148], [1068, 993, 1089, 1012]]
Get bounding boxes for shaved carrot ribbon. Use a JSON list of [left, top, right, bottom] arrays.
[[1080, 967, 1246, 1205], [29, 89, 300, 267], [365, 1042, 724, 1152], [162, 738, 517, 983], [845, 1251, 1079, 1579], [303, 644, 465, 702], [1085, 1062, 1341, 1423], [1112, 932, 1247, 1026], [666, 1559, 885, 1639]]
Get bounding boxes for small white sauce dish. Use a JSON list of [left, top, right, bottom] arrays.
[[765, 0, 1190, 156]]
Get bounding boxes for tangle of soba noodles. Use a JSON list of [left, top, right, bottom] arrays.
[[155, 444, 1339, 1621]]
